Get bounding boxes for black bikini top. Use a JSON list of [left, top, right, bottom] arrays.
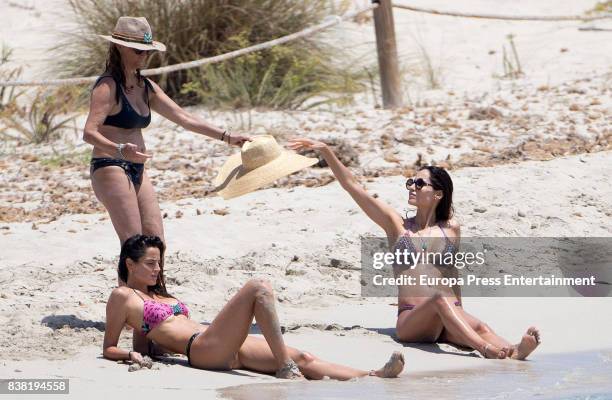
[[93, 75, 152, 129]]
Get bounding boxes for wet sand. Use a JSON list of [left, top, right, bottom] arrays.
[[219, 350, 612, 400]]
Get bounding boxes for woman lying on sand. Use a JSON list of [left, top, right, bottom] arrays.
[[103, 234, 405, 379], [288, 138, 541, 360]]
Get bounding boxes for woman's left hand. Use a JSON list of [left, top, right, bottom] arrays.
[[227, 133, 252, 147], [288, 137, 328, 151]]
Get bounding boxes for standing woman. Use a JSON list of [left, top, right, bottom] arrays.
[[83, 17, 250, 284]]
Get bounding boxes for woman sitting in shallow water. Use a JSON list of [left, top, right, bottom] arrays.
[[103, 234, 405, 379], [289, 138, 540, 360]]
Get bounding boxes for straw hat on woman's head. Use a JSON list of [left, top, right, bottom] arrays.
[[99, 16, 166, 52], [213, 135, 318, 200]]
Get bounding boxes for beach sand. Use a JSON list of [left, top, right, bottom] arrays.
[[1, 151, 612, 398]]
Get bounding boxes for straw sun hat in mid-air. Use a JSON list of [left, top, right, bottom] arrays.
[[213, 135, 318, 200]]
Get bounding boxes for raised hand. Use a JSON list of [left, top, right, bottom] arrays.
[[287, 137, 328, 152]]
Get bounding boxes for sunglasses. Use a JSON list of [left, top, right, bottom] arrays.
[[405, 177, 433, 190]]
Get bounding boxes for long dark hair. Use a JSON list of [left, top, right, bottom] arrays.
[[419, 165, 454, 222], [118, 234, 173, 298], [103, 44, 146, 103]]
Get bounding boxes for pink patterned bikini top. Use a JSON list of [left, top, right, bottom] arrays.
[[132, 289, 190, 335]]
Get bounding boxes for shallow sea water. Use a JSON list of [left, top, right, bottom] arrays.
[[218, 349, 612, 400]]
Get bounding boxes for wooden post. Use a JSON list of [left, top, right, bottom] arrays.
[[372, 0, 403, 109]]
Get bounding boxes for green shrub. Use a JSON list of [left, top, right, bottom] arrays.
[[0, 42, 88, 144], [0, 44, 22, 112], [54, 0, 366, 109], [0, 86, 81, 144], [589, 1, 612, 13]]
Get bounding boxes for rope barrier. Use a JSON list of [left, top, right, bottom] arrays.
[[0, 3, 378, 87], [3, 2, 609, 88], [392, 2, 612, 22]]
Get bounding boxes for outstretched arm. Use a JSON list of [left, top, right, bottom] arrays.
[[288, 138, 404, 241], [147, 79, 251, 147]]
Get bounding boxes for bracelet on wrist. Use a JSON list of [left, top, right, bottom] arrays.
[[128, 351, 133, 360], [117, 143, 126, 159], [220, 130, 226, 142]]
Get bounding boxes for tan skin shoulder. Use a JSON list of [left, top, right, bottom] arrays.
[[143, 78, 166, 107], [438, 217, 461, 246], [445, 217, 461, 235], [106, 286, 137, 319], [144, 78, 191, 126], [86, 77, 117, 126], [93, 76, 117, 97], [109, 285, 132, 300]]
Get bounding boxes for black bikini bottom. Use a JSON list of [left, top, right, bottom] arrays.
[[90, 157, 144, 186], [186, 331, 202, 367]]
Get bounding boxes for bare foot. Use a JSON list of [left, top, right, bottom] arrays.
[[512, 326, 541, 360], [372, 351, 405, 378], [275, 360, 304, 379], [481, 343, 508, 359]]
